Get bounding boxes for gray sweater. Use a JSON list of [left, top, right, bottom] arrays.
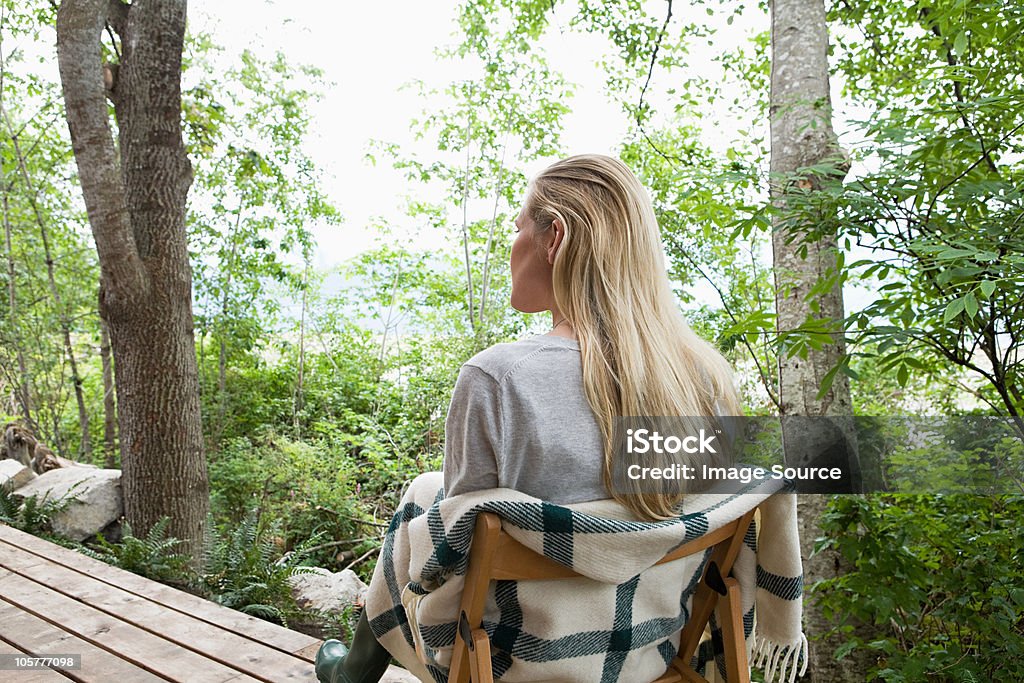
[[443, 334, 608, 504]]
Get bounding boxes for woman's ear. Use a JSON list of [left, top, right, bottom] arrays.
[[546, 218, 565, 265]]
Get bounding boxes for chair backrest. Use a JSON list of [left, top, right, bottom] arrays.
[[448, 506, 758, 683]]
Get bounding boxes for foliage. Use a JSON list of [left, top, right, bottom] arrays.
[[207, 431, 389, 578], [3, 1, 1023, 675], [0, 1, 102, 457], [81, 517, 193, 586], [815, 0, 1024, 423], [368, 0, 574, 349], [0, 483, 77, 537], [196, 506, 322, 628], [182, 36, 341, 446], [816, 494, 1024, 682], [73, 508, 336, 632]]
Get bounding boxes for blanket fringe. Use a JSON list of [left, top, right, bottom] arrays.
[[751, 634, 808, 683]]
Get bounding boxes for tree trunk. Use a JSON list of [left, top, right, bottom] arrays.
[[100, 316, 117, 467], [56, 0, 208, 560], [213, 207, 242, 447], [293, 262, 308, 439], [769, 0, 873, 680], [1, 154, 34, 427]]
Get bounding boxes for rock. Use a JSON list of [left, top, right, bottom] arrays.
[[381, 665, 420, 682], [57, 455, 97, 469], [13, 468, 122, 541], [0, 459, 36, 492], [289, 567, 368, 615]]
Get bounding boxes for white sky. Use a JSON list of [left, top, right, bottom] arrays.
[[192, 0, 879, 319], [193, 1, 637, 272]]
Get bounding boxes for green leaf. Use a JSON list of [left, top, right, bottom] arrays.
[[817, 363, 840, 400], [953, 31, 969, 57], [980, 280, 996, 298], [943, 298, 965, 323], [963, 293, 978, 319]]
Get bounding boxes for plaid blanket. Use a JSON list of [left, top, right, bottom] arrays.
[[365, 472, 806, 683]]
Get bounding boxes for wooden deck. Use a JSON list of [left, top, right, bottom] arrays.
[[0, 523, 417, 682]]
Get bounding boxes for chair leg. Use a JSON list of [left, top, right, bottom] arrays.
[[719, 577, 750, 683], [467, 629, 494, 683], [450, 515, 501, 683]]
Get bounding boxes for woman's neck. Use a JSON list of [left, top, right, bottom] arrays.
[[547, 310, 576, 339]]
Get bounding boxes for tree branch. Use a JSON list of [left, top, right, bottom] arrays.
[[670, 238, 781, 409], [459, 85, 476, 335], [637, 0, 673, 119], [634, 0, 685, 164], [919, 7, 999, 175], [56, 0, 145, 310]]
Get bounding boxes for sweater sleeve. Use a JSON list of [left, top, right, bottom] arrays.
[[443, 364, 502, 497]]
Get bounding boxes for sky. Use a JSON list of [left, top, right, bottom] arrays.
[[193, 1, 637, 272]]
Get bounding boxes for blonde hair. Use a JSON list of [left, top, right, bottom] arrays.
[[526, 154, 741, 520]]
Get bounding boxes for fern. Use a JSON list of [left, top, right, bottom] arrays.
[[196, 505, 325, 628], [14, 495, 331, 631], [0, 485, 20, 522], [0, 482, 78, 536], [81, 517, 193, 584]]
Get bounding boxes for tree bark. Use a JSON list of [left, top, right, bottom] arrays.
[[100, 315, 117, 467], [56, 0, 208, 559], [769, 0, 873, 680]]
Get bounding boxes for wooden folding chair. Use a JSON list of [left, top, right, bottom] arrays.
[[448, 508, 757, 683]]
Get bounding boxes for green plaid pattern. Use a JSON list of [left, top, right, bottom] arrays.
[[365, 472, 806, 683]]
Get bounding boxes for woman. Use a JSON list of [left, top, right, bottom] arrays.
[[317, 154, 741, 682]]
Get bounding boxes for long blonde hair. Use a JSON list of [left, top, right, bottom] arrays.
[[526, 154, 741, 520]]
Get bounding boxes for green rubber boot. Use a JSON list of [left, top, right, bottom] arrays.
[[315, 611, 392, 683]]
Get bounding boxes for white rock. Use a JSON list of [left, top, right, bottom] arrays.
[[13, 468, 122, 541], [289, 567, 368, 614], [381, 665, 421, 682], [0, 459, 36, 491]]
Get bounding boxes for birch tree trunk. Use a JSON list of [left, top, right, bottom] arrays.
[[769, 0, 873, 679], [56, 0, 208, 559]]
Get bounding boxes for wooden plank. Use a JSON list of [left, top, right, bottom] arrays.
[[0, 524, 318, 654], [0, 570, 262, 683], [293, 642, 321, 663], [0, 638, 75, 683], [0, 541, 315, 681], [0, 597, 167, 682], [0, 663, 72, 683]]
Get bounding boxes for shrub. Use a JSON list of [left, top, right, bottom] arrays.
[[196, 505, 323, 628], [816, 494, 1024, 682], [81, 517, 193, 587], [208, 431, 401, 576]]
